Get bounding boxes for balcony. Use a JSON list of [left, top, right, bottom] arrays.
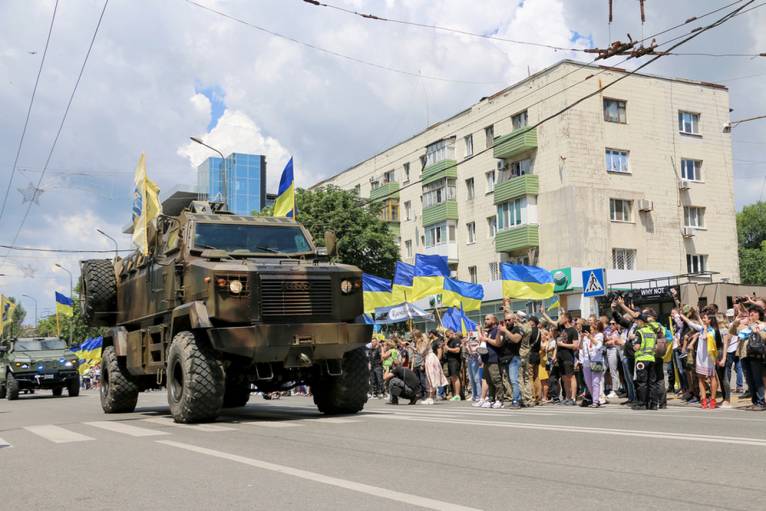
[[423, 242, 458, 263], [495, 224, 539, 253], [493, 175, 539, 204], [422, 200, 458, 226], [369, 181, 399, 202], [421, 160, 457, 186], [493, 127, 537, 160]]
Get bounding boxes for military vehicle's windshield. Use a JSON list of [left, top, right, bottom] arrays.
[[15, 339, 68, 351], [194, 223, 312, 254]]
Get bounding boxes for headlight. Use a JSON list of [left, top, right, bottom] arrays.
[[229, 279, 243, 294], [340, 279, 353, 294], [65, 361, 73, 368]]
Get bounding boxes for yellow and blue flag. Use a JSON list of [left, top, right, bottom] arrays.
[[411, 254, 449, 301], [442, 305, 477, 336], [500, 263, 554, 300], [391, 261, 415, 304], [71, 337, 103, 375], [273, 157, 296, 218], [441, 277, 484, 311], [55, 292, 74, 317], [546, 296, 561, 311], [132, 153, 161, 256], [0, 295, 16, 336], [362, 274, 394, 314]]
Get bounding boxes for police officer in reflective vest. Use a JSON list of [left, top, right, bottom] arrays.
[[631, 314, 659, 410]]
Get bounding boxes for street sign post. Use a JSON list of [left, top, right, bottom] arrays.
[[582, 268, 606, 297]]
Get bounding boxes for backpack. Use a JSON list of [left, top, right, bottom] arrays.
[[747, 330, 766, 357], [650, 322, 668, 358]]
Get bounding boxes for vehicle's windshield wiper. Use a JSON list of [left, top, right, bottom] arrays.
[[195, 244, 222, 251], [252, 246, 279, 253]]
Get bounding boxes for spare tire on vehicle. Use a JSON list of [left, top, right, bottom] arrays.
[[80, 259, 117, 326]]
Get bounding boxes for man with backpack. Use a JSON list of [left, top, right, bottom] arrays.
[[518, 314, 540, 408]]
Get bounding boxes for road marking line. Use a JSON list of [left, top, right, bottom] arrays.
[[241, 421, 302, 428], [23, 425, 95, 444], [157, 440, 480, 511], [311, 418, 361, 424], [0, 437, 10, 448], [370, 415, 766, 447], [84, 421, 170, 437], [142, 417, 235, 432]]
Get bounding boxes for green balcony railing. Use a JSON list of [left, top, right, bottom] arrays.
[[493, 175, 539, 204], [369, 181, 399, 202], [495, 224, 539, 253], [421, 160, 457, 186], [422, 200, 458, 226], [493, 127, 537, 160]]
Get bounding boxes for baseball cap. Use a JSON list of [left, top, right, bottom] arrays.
[[516, 311, 528, 320], [726, 308, 735, 318]]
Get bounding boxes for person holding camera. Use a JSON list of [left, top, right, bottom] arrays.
[[384, 363, 421, 405], [444, 329, 464, 401], [732, 304, 766, 410], [498, 311, 524, 408], [478, 314, 506, 409]]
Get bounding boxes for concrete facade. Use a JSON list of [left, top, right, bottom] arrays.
[[312, 60, 740, 284]]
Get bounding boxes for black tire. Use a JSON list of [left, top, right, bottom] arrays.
[[100, 346, 139, 413], [52, 386, 63, 397], [167, 331, 224, 423], [67, 377, 80, 397], [0, 383, 6, 399], [312, 348, 369, 414], [80, 259, 117, 327], [6, 372, 19, 400], [223, 371, 251, 408]]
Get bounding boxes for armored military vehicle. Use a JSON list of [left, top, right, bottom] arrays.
[[80, 193, 371, 423], [0, 337, 80, 399]]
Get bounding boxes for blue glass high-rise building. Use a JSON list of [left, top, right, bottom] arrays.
[[197, 153, 266, 215]]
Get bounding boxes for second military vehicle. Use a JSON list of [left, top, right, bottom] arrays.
[[80, 192, 371, 423], [0, 337, 80, 400]]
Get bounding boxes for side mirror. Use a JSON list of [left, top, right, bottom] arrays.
[[324, 231, 337, 258]]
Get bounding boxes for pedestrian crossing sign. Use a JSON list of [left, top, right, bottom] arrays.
[[582, 268, 606, 297]]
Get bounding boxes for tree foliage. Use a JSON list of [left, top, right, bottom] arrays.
[[294, 187, 399, 277], [737, 202, 766, 285], [1, 296, 26, 339]]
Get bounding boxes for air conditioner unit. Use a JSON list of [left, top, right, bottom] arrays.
[[678, 179, 691, 190], [638, 199, 654, 212], [681, 227, 695, 238], [496, 159, 507, 171]]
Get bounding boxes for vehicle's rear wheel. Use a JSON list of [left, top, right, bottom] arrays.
[[80, 259, 117, 327], [312, 348, 369, 414], [52, 386, 63, 397], [6, 372, 19, 400], [223, 371, 251, 408], [167, 331, 224, 423], [0, 382, 6, 399], [100, 346, 139, 413], [67, 376, 80, 397]]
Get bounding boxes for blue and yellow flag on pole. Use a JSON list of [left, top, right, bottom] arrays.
[[391, 261, 415, 304], [71, 337, 103, 375], [411, 254, 449, 301], [132, 153, 161, 256], [0, 295, 16, 336], [442, 305, 477, 336], [500, 263, 554, 300], [273, 157, 296, 218], [441, 277, 484, 311], [362, 274, 394, 314], [55, 292, 74, 317]]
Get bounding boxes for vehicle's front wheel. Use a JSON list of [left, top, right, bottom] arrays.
[[312, 348, 369, 414], [100, 346, 139, 413], [52, 386, 63, 397], [67, 376, 80, 397], [167, 331, 224, 423], [6, 372, 19, 400], [0, 382, 6, 399]]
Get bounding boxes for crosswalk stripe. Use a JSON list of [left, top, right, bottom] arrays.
[[242, 421, 302, 428], [84, 421, 170, 437], [23, 425, 95, 444], [0, 437, 10, 448], [142, 417, 235, 432]]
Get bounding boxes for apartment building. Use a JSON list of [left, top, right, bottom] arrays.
[[312, 60, 740, 289]]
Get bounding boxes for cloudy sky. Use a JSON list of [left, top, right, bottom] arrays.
[[0, 0, 764, 322]]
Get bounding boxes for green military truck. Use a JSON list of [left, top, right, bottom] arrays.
[[79, 193, 372, 423], [0, 337, 80, 400]]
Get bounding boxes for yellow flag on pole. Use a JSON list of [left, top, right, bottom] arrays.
[[131, 153, 161, 255]]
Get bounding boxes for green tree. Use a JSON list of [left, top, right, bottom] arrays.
[[737, 202, 766, 285], [1, 296, 26, 339], [294, 186, 399, 277], [35, 296, 107, 345]]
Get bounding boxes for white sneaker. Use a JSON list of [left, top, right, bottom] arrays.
[[720, 401, 732, 409], [607, 392, 618, 399], [480, 400, 492, 408], [425, 398, 434, 405], [472, 399, 486, 407], [492, 400, 504, 409]]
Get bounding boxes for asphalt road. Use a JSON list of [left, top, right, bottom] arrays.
[[2, 389, 765, 511]]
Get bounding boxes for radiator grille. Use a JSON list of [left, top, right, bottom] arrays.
[[260, 279, 333, 319]]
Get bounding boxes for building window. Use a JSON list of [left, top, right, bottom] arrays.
[[465, 178, 475, 200], [425, 139, 455, 167], [612, 248, 636, 270], [485, 125, 494, 149], [403, 162, 410, 183], [466, 222, 476, 244], [605, 149, 630, 173], [509, 158, 533, 177], [679, 111, 700, 135], [404, 200, 411, 221], [681, 159, 702, 181], [609, 199, 633, 222], [370, 179, 380, 190], [449, 224, 456, 241], [353, 184, 360, 196], [485, 170, 496, 193], [512, 110, 528, 130], [425, 222, 456, 248], [468, 266, 478, 284], [489, 262, 500, 281], [464, 134, 473, 158], [487, 216, 497, 238], [422, 178, 456, 208], [497, 197, 526, 230], [420, 235, 425, 246], [419, 154, 427, 170], [603, 98, 627, 123], [687, 254, 706, 274], [405, 240, 413, 258], [383, 169, 395, 184], [684, 206, 705, 228]]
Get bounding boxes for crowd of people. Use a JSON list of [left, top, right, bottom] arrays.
[[367, 293, 766, 411]]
